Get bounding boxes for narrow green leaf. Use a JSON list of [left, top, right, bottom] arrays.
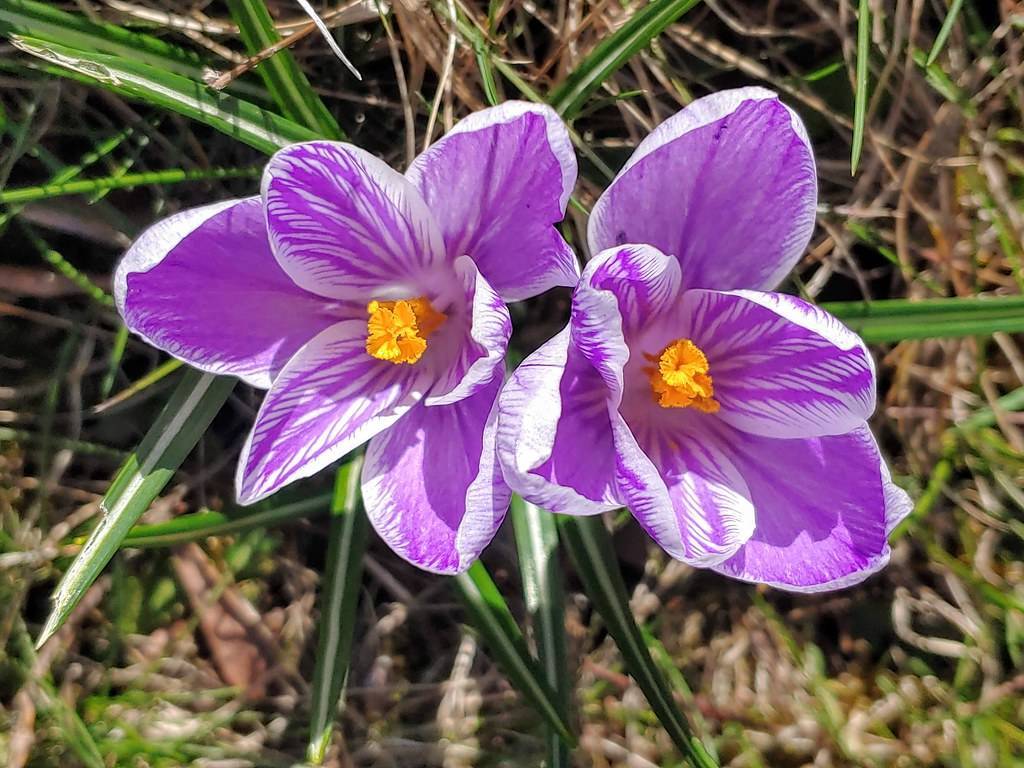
[[307, 457, 369, 763], [120, 493, 334, 548], [36, 369, 236, 647], [228, 0, 343, 139], [453, 562, 576, 747], [10, 36, 316, 154], [511, 497, 570, 768], [926, 0, 965, 66], [850, 0, 870, 174], [558, 515, 718, 768], [547, 0, 703, 119], [0, 0, 264, 100], [0, 165, 262, 205], [822, 295, 1024, 342]]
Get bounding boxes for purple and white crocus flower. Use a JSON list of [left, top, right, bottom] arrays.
[[497, 88, 911, 591], [115, 102, 578, 574]]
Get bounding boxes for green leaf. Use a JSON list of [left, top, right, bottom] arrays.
[[0, 0, 264, 100], [10, 35, 316, 154], [926, 0, 965, 66], [822, 295, 1024, 342], [227, 0, 343, 139], [453, 562, 576, 747], [850, 0, 870, 174], [0, 165, 262, 205], [121, 493, 334, 548], [510, 497, 571, 768], [547, 0, 703, 119], [558, 515, 718, 768], [307, 457, 369, 763], [36, 369, 236, 648]]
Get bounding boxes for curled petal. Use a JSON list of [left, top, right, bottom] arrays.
[[363, 375, 510, 574], [497, 329, 619, 515], [712, 424, 900, 592], [682, 289, 876, 438], [236, 320, 428, 504], [425, 257, 511, 407], [612, 411, 755, 567], [115, 197, 340, 388], [264, 141, 445, 300], [589, 87, 817, 292], [407, 102, 579, 302], [572, 244, 683, 402]]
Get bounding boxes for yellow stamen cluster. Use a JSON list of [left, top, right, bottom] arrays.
[[646, 339, 720, 413], [365, 297, 446, 365]]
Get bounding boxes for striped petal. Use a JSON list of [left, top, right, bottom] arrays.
[[115, 197, 341, 389], [496, 328, 619, 515], [425, 257, 511, 407], [571, 244, 684, 402], [363, 375, 509, 574], [588, 87, 817, 291], [611, 409, 755, 567], [713, 424, 904, 592], [263, 141, 446, 300], [236, 320, 429, 504], [407, 102, 579, 302], [681, 289, 876, 438]]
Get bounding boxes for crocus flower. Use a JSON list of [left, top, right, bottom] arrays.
[[115, 102, 579, 574], [497, 88, 911, 591]]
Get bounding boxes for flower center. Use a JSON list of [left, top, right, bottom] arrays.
[[645, 338, 720, 413], [365, 296, 446, 365]]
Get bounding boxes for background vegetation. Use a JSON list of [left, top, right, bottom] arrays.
[[1, 1, 1023, 766]]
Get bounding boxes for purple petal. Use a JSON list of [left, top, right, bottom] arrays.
[[363, 375, 510, 574], [681, 289, 876, 438], [571, 244, 684, 401], [407, 102, 579, 302], [588, 87, 817, 292], [264, 141, 446, 300], [425, 257, 511, 407], [236, 320, 429, 504], [611, 409, 755, 566], [115, 197, 340, 388], [497, 329, 619, 515], [712, 424, 901, 592]]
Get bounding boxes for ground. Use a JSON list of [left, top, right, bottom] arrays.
[[1, 1, 1023, 766]]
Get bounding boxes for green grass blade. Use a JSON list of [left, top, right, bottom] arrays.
[[307, 457, 369, 763], [822, 295, 1024, 342], [0, 165, 262, 205], [120, 493, 334, 547], [36, 369, 236, 648], [0, 0, 263, 99], [511, 497, 571, 768], [926, 0, 966, 66], [557, 515, 718, 768], [10, 36, 316, 154], [227, 0, 343, 139], [850, 0, 870, 174], [547, 0, 703, 119], [452, 561, 576, 747]]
